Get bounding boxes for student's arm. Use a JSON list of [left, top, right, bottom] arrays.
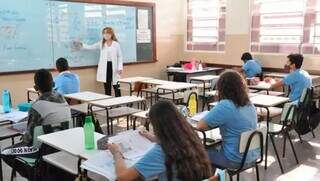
[[197, 101, 229, 131], [82, 41, 101, 50], [108, 143, 140, 181], [117, 43, 123, 74], [197, 120, 210, 131], [139, 130, 158, 143], [22, 108, 41, 145], [265, 77, 284, 89]]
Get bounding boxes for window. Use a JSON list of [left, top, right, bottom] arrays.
[[186, 0, 225, 51], [251, 0, 320, 54]]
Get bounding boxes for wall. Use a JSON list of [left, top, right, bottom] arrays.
[[0, 0, 183, 105], [181, 0, 320, 71]]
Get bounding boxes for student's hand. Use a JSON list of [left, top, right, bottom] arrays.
[[139, 129, 150, 138], [264, 77, 272, 83], [71, 40, 83, 51], [107, 143, 121, 155]]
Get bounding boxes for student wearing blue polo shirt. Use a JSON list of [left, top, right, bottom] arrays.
[[197, 70, 259, 169], [265, 54, 312, 102], [107, 101, 212, 181], [54, 58, 80, 95], [241, 52, 262, 78]]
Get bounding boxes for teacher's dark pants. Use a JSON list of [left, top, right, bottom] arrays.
[[104, 61, 121, 97]]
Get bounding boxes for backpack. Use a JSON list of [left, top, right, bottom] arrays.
[[294, 88, 320, 135]]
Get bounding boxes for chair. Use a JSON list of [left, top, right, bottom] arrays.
[[11, 121, 70, 181], [262, 102, 299, 174], [212, 126, 267, 181]]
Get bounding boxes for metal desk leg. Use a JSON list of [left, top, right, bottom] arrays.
[[264, 107, 270, 170]]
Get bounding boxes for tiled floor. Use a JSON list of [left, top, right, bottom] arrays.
[[1, 115, 320, 181]]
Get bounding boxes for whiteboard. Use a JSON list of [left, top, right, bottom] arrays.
[[0, 0, 141, 73], [0, 0, 53, 72], [50, 1, 137, 67]]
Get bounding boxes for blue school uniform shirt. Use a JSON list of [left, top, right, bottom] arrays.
[[134, 144, 179, 181], [242, 60, 262, 78], [283, 69, 312, 102], [203, 99, 259, 163], [54, 71, 80, 95]]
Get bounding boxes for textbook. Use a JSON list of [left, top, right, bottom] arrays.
[[81, 130, 155, 180]]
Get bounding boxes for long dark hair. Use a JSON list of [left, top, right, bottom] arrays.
[[102, 27, 118, 48], [149, 101, 212, 181], [217, 70, 250, 107]]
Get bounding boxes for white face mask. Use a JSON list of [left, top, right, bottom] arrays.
[[103, 33, 112, 40]]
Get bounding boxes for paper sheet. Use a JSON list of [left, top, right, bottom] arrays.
[[109, 130, 155, 160], [0, 110, 28, 123], [137, 29, 151, 43], [81, 151, 137, 181], [81, 130, 155, 180], [138, 9, 149, 29]]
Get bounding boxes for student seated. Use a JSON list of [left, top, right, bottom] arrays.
[[265, 54, 312, 102], [2, 69, 71, 172], [54, 57, 80, 95], [197, 70, 259, 169], [108, 101, 213, 181], [240, 52, 262, 78]]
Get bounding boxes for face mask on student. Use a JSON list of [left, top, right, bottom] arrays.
[[103, 33, 112, 40]]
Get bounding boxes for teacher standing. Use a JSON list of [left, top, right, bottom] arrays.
[[79, 27, 123, 96]]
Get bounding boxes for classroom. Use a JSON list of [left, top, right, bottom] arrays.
[[0, 0, 320, 180]]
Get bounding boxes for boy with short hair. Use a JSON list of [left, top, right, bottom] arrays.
[[241, 52, 262, 78], [54, 57, 80, 95], [2, 69, 71, 176], [265, 54, 312, 101]]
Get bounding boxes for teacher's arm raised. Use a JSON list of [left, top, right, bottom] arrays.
[[72, 40, 100, 51]]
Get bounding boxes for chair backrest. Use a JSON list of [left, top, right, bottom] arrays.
[[239, 126, 267, 154], [185, 91, 198, 113], [280, 102, 297, 124], [299, 88, 312, 108], [32, 121, 71, 148]]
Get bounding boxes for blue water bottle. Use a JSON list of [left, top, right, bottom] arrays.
[[2, 90, 12, 113]]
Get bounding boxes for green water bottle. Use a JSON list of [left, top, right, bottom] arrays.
[[84, 116, 95, 150], [188, 94, 197, 116]]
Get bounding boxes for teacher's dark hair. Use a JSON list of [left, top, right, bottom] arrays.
[[102, 27, 118, 48], [56, 57, 69, 72], [149, 101, 212, 181], [34, 69, 53, 93], [217, 70, 250, 107]]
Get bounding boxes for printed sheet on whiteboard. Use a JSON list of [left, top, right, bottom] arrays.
[[137, 29, 151, 43]]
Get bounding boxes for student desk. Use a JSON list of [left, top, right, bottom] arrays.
[[37, 128, 104, 178], [64, 91, 112, 103], [189, 75, 220, 111], [166, 67, 224, 82], [117, 77, 153, 95], [26, 88, 39, 102], [89, 96, 146, 135], [156, 82, 198, 102], [137, 79, 176, 105], [249, 94, 290, 169], [264, 72, 320, 86]]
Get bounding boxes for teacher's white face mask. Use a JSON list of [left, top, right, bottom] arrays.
[[104, 33, 112, 40]]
